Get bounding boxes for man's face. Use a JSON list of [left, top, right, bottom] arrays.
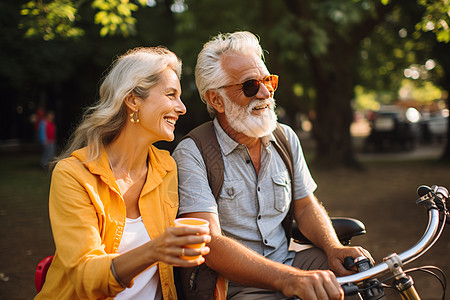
[[221, 91, 277, 138], [219, 53, 277, 138]]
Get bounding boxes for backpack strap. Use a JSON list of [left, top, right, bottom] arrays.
[[183, 121, 224, 201], [177, 122, 225, 300], [272, 123, 294, 181], [272, 123, 295, 240]]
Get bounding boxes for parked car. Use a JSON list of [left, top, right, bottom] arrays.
[[364, 106, 421, 152], [420, 109, 448, 144]]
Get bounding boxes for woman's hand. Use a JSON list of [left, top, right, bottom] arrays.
[[147, 226, 211, 267]]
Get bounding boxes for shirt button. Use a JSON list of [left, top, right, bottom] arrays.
[[257, 187, 260, 192], [264, 239, 268, 244], [258, 215, 261, 220], [246, 159, 251, 164]]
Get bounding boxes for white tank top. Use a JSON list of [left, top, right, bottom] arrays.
[[114, 216, 162, 300]]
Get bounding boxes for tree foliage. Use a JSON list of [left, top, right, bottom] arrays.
[[416, 0, 450, 43], [19, 0, 148, 40], [19, 0, 82, 40], [11, 0, 450, 165]]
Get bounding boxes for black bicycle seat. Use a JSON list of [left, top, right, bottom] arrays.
[[292, 217, 366, 246]]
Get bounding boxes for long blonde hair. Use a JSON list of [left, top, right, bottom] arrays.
[[56, 46, 182, 164]]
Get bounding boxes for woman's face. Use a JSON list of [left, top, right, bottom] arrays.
[[138, 68, 186, 142]]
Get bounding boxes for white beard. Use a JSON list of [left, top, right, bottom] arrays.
[[222, 93, 278, 138]]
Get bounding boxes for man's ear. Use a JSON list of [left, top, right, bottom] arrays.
[[123, 92, 140, 112], [205, 90, 225, 114]]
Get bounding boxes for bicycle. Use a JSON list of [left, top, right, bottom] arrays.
[[338, 184, 449, 299]]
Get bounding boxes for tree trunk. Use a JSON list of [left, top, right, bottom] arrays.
[[313, 80, 357, 168], [309, 46, 359, 168], [281, 0, 395, 168]]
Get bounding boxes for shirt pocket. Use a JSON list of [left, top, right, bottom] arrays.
[[220, 180, 244, 200], [218, 180, 245, 223], [164, 189, 180, 221], [272, 170, 291, 212]]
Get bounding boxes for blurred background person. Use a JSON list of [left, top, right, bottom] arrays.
[[38, 110, 56, 168]]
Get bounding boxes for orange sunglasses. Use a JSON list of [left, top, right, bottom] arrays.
[[217, 74, 279, 97]]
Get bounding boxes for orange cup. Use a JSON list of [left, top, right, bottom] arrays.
[[174, 218, 210, 260]]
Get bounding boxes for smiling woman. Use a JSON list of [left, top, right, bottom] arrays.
[[35, 47, 210, 300], [136, 68, 186, 144]]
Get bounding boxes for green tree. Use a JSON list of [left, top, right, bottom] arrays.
[[19, 0, 150, 40], [278, 0, 399, 167], [175, 0, 450, 166], [16, 0, 450, 165], [4, 0, 179, 143]]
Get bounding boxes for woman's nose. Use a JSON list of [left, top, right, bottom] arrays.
[[176, 98, 187, 115]]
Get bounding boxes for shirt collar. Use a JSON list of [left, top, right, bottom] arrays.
[[212, 118, 275, 155], [71, 147, 111, 178], [72, 145, 176, 196], [213, 118, 239, 156], [71, 145, 175, 179]]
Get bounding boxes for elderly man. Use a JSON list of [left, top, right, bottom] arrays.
[[173, 31, 371, 300]]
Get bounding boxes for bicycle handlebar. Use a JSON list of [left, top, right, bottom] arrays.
[[337, 186, 448, 285], [337, 208, 441, 284], [284, 185, 447, 300]]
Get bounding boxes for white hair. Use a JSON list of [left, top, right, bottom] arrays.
[[195, 31, 265, 116]]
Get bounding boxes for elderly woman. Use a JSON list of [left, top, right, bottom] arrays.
[[35, 47, 210, 300]]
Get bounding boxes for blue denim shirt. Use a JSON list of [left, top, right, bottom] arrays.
[[173, 119, 317, 264]]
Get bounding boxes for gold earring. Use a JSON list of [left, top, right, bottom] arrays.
[[130, 109, 140, 124]]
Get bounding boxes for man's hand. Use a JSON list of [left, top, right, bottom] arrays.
[[326, 245, 374, 276], [280, 268, 344, 300]]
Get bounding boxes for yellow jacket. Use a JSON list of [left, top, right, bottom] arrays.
[[36, 146, 179, 300]]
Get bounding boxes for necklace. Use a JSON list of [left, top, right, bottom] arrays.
[[107, 153, 150, 181]]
